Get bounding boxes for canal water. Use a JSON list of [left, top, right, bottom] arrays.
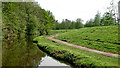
[[2, 36, 71, 67]]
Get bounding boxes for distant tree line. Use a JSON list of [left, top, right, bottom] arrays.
[[54, 18, 84, 30], [2, 2, 56, 39], [54, 10, 117, 30], [54, 0, 118, 30], [84, 12, 117, 27], [85, 0, 118, 27]]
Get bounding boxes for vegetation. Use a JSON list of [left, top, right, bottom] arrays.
[[54, 18, 84, 30], [54, 25, 120, 54], [2, 0, 119, 67], [54, 0, 118, 30], [85, 12, 101, 27], [2, 1, 118, 39], [34, 35, 119, 67], [49, 30, 69, 35], [85, 0, 118, 27], [54, 10, 117, 30], [2, 2, 56, 39], [85, 11, 117, 27]]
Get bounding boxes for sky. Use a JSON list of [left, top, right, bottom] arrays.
[[35, 0, 119, 24]]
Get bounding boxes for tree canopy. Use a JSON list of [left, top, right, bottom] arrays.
[[2, 2, 56, 39]]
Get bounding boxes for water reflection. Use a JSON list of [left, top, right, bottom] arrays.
[[2, 36, 46, 66], [39, 55, 68, 66], [2, 36, 70, 67]]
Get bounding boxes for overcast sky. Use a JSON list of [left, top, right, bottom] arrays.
[[35, 0, 119, 24]]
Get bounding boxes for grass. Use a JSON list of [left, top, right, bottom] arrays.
[[34, 36, 119, 67], [54, 25, 120, 54], [49, 29, 71, 35]]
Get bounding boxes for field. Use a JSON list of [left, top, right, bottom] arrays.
[[54, 25, 120, 54], [34, 25, 119, 67]]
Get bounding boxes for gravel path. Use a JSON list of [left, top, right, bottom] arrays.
[[46, 34, 120, 58]]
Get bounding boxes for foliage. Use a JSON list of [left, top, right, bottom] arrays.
[[93, 12, 101, 26], [85, 0, 118, 27], [2, 2, 56, 39], [85, 12, 116, 27], [75, 18, 84, 29], [100, 12, 115, 26], [84, 19, 94, 27], [54, 18, 84, 30]]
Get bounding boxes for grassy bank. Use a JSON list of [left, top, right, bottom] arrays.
[[34, 36, 119, 67], [54, 25, 120, 54]]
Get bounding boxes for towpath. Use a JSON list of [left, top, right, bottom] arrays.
[[46, 34, 120, 58]]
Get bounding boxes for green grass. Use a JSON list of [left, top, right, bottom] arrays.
[[34, 36, 119, 67], [49, 29, 71, 35], [54, 25, 120, 54]]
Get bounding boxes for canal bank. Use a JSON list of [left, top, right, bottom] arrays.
[[34, 36, 119, 68]]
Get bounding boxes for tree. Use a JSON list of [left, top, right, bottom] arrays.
[[69, 21, 75, 29], [75, 18, 84, 29], [64, 19, 71, 31], [107, 0, 118, 24], [93, 12, 101, 26], [85, 19, 94, 27], [54, 21, 60, 30], [54, 18, 84, 30], [100, 12, 115, 26], [2, 2, 56, 39]]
